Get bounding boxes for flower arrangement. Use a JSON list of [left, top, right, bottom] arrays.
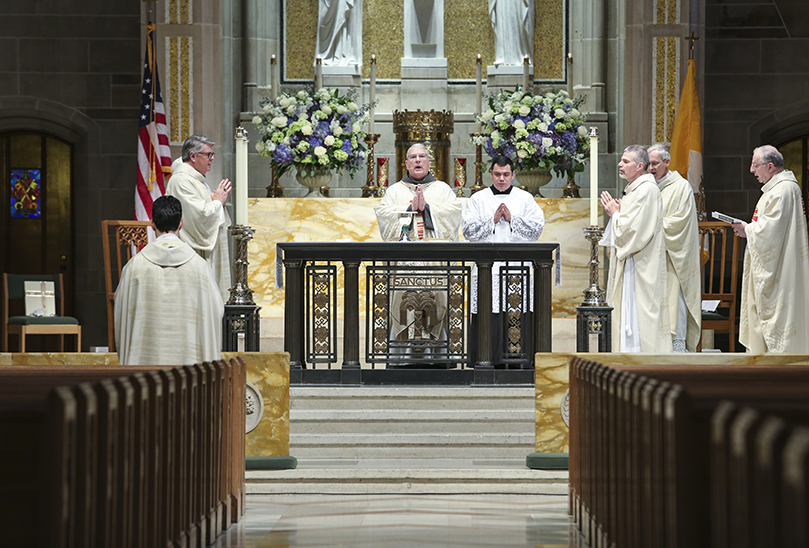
[[474, 88, 589, 177], [252, 87, 370, 178]]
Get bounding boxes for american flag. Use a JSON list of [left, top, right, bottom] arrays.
[[135, 23, 172, 221]]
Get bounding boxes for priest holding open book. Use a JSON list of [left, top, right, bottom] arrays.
[[733, 145, 809, 353]]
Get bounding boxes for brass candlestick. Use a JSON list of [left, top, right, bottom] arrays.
[[470, 133, 486, 194], [376, 157, 389, 197], [266, 164, 284, 198], [563, 173, 581, 198], [227, 225, 256, 305], [581, 226, 607, 306], [454, 158, 467, 197], [363, 133, 380, 197]]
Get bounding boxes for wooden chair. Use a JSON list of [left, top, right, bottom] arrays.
[[698, 221, 740, 351], [2, 273, 81, 351], [102, 220, 151, 351]]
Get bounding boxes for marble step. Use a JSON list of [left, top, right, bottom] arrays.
[[290, 409, 535, 434], [290, 386, 536, 410], [246, 458, 568, 495]]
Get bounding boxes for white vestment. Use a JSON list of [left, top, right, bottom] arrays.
[[603, 173, 672, 352], [114, 236, 224, 366], [166, 162, 232, 302], [739, 170, 809, 353], [374, 177, 462, 342], [489, 0, 534, 66], [657, 170, 702, 352], [461, 186, 545, 313], [317, 0, 362, 66]]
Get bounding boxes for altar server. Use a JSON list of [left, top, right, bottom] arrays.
[[462, 155, 545, 366], [734, 145, 809, 353]]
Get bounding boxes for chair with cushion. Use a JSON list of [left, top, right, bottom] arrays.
[[2, 273, 81, 352], [698, 221, 740, 351], [102, 220, 151, 351]]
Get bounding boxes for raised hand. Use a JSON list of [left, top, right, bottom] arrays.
[[212, 178, 232, 205]]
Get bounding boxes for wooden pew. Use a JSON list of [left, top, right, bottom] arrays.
[[569, 357, 809, 548], [0, 358, 246, 548]]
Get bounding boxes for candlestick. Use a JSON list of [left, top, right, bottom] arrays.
[[270, 55, 278, 100], [315, 57, 322, 90], [362, 133, 380, 197], [475, 55, 482, 133], [235, 127, 249, 226], [369, 55, 377, 135], [589, 127, 598, 226], [523, 56, 530, 91], [470, 133, 486, 194]]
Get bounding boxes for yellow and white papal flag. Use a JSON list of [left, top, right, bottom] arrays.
[[670, 58, 706, 221]]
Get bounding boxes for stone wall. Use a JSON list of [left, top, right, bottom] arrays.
[[703, 0, 809, 220]]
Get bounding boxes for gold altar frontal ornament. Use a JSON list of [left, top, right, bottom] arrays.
[[393, 109, 454, 184]]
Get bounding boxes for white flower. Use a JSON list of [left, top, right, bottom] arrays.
[[352, 122, 360, 132], [286, 106, 296, 116], [252, 115, 262, 126], [481, 109, 495, 121], [301, 124, 313, 136], [348, 102, 358, 111], [297, 90, 307, 99], [279, 97, 291, 108], [578, 125, 588, 137], [517, 149, 528, 158], [491, 130, 501, 140], [262, 104, 273, 114], [314, 146, 327, 156], [271, 115, 288, 128], [513, 119, 526, 129], [494, 114, 505, 124], [518, 105, 531, 116], [283, 137, 290, 145], [554, 108, 566, 119], [570, 108, 581, 118], [542, 137, 553, 147], [255, 141, 265, 152], [504, 101, 513, 110], [336, 105, 347, 114], [324, 135, 335, 146], [538, 122, 548, 132], [298, 113, 308, 121], [321, 105, 332, 116], [288, 97, 297, 106], [333, 126, 344, 136]]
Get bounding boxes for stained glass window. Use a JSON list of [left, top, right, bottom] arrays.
[[10, 169, 41, 219]]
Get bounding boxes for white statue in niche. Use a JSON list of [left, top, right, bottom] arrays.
[[404, 0, 444, 59], [317, 0, 362, 66], [489, 0, 534, 66]]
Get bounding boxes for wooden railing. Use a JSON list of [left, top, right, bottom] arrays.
[[277, 242, 559, 384]]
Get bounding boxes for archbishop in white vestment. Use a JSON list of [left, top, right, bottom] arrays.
[[737, 145, 809, 353], [649, 144, 702, 352], [601, 145, 672, 353], [166, 135, 232, 302], [115, 196, 224, 366], [373, 144, 462, 353]]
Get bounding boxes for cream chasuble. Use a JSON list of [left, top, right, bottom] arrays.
[[374, 179, 462, 343], [461, 186, 545, 313], [605, 174, 672, 352], [166, 162, 232, 302], [374, 179, 462, 242], [114, 237, 224, 366], [658, 170, 702, 351], [739, 170, 809, 353]]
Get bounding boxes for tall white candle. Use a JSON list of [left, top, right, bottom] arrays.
[[315, 58, 323, 90], [270, 55, 278, 100], [523, 55, 530, 91], [589, 127, 599, 226], [475, 54, 482, 133], [235, 127, 249, 226], [369, 55, 377, 134]]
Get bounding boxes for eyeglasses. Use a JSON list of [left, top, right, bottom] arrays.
[[195, 152, 215, 159], [408, 154, 429, 160], [750, 161, 764, 168]]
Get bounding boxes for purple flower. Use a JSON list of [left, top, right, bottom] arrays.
[[273, 144, 293, 165], [341, 139, 353, 153]]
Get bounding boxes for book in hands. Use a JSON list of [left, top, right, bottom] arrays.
[[712, 211, 744, 224]]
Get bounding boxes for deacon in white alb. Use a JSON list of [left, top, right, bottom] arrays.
[[462, 155, 545, 366], [115, 195, 224, 366], [600, 145, 672, 353], [648, 143, 702, 352]]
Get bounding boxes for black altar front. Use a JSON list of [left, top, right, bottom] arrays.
[[277, 241, 559, 385]]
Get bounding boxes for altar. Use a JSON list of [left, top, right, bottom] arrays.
[[247, 197, 602, 357]]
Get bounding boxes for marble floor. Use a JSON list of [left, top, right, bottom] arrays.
[[214, 494, 589, 547]]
